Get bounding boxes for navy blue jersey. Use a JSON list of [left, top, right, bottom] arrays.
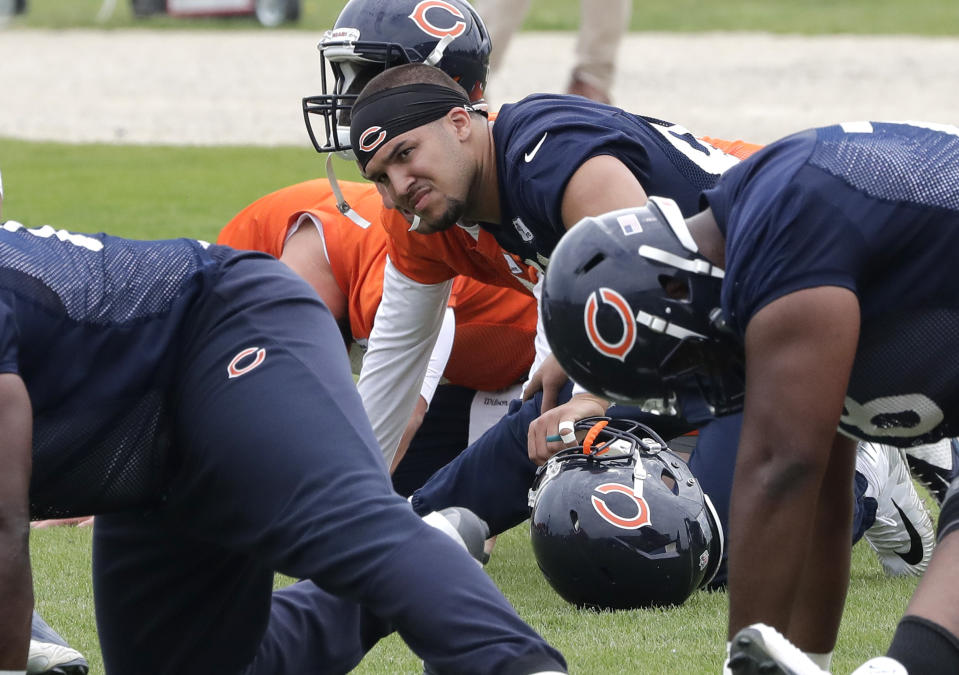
[[0, 221, 246, 516], [703, 121, 959, 445], [489, 94, 739, 272]]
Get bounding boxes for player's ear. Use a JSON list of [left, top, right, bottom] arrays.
[[447, 107, 473, 140]]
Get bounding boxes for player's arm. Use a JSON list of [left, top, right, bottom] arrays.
[[728, 285, 860, 651], [560, 154, 649, 230], [279, 215, 348, 322], [526, 155, 649, 461], [0, 372, 34, 670], [392, 307, 456, 472], [357, 257, 453, 469]]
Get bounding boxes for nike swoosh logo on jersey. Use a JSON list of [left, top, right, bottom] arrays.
[[524, 132, 548, 162], [891, 499, 925, 566]]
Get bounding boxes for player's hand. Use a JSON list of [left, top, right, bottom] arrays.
[[392, 395, 428, 473], [522, 353, 569, 413], [31, 516, 95, 528], [527, 393, 608, 466]]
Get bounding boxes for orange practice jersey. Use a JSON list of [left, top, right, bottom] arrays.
[[382, 214, 540, 295], [698, 137, 764, 161], [218, 179, 537, 391]]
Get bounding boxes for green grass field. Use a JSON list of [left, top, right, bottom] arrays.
[[4, 0, 959, 35], [30, 513, 927, 675], [0, 138, 936, 673]]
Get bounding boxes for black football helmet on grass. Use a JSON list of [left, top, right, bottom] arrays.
[[528, 417, 723, 610]]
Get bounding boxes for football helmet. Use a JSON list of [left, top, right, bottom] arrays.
[[528, 417, 723, 610], [541, 196, 745, 417], [303, 0, 491, 157]]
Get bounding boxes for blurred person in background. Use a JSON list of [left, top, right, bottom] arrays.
[[478, 0, 631, 103]]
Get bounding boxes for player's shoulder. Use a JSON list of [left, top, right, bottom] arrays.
[[494, 94, 653, 168]]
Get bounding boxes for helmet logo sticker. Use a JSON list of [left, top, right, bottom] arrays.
[[322, 27, 360, 44], [358, 126, 387, 152], [590, 483, 651, 529], [585, 287, 636, 361], [228, 347, 266, 379], [617, 212, 643, 236], [408, 0, 467, 39]]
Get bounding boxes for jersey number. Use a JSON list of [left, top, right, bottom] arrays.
[[841, 393, 944, 439]]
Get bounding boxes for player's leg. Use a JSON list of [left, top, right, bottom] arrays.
[[410, 383, 575, 534], [568, 0, 631, 102], [168, 256, 565, 673], [881, 476, 959, 673], [92, 510, 278, 673], [408, 383, 696, 536], [475, 0, 532, 73], [243, 581, 391, 674], [731, 478, 959, 675]]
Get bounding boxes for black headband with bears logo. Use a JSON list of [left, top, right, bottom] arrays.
[[349, 83, 480, 172]]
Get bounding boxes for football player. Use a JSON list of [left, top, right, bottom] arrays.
[[217, 177, 537, 494], [539, 120, 959, 674], [0, 167, 89, 675], [0, 213, 566, 673], [349, 61, 760, 466]]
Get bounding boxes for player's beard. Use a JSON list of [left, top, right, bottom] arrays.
[[419, 196, 466, 234]]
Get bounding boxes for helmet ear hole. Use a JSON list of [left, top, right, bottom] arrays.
[[658, 274, 690, 301], [570, 510, 581, 532], [657, 467, 678, 495]]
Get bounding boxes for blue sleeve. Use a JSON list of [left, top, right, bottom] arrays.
[[498, 99, 651, 231]]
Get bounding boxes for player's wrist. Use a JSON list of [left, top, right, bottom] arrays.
[[572, 391, 609, 413]]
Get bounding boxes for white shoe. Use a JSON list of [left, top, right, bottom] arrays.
[[727, 624, 828, 675], [421, 507, 491, 565], [904, 438, 958, 504], [28, 612, 88, 675], [858, 443, 935, 576], [850, 656, 908, 674], [27, 640, 88, 675]]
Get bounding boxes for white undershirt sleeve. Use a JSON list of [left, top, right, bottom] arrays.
[[421, 307, 456, 405], [357, 256, 453, 467], [528, 271, 591, 398]]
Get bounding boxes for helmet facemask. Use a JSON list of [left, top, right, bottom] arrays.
[[303, 36, 412, 158]]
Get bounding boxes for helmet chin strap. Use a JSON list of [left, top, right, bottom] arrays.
[[424, 34, 455, 66], [324, 154, 372, 229]]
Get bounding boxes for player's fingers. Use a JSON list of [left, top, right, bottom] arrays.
[[527, 418, 543, 463], [522, 371, 543, 401]]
